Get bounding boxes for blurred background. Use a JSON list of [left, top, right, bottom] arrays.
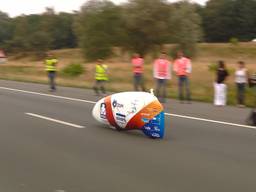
[[0, 0, 255, 105]]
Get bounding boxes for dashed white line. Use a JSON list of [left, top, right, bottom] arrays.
[[0, 86, 255, 130], [26, 113, 85, 129]]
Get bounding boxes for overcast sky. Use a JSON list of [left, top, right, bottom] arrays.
[[1, 0, 208, 17]]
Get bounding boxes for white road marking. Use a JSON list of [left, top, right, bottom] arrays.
[[0, 86, 255, 130], [165, 113, 256, 130], [26, 113, 85, 129], [0, 86, 96, 104]]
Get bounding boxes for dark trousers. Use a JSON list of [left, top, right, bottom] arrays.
[[178, 76, 191, 101], [156, 79, 167, 103], [48, 71, 56, 91], [93, 80, 106, 95], [236, 83, 246, 105], [134, 73, 146, 91]]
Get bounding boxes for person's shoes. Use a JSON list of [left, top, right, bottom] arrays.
[[238, 104, 245, 108]]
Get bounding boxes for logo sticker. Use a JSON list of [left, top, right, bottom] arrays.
[[154, 126, 160, 131], [144, 126, 151, 131], [100, 103, 107, 119], [141, 118, 150, 123], [112, 100, 124, 108], [116, 113, 126, 123]]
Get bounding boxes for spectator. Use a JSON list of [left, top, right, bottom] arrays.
[[235, 61, 248, 107], [131, 53, 146, 91], [173, 51, 192, 103], [0, 49, 7, 64], [249, 72, 256, 89], [249, 72, 256, 105], [153, 52, 171, 103], [214, 61, 229, 106], [45, 53, 58, 92], [93, 59, 108, 96], [247, 72, 256, 125]]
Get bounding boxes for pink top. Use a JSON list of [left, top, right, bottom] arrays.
[[173, 57, 192, 76], [153, 59, 171, 79], [132, 57, 144, 74], [0, 50, 6, 58]]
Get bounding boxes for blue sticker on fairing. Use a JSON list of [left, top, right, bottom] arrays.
[[142, 111, 165, 139]]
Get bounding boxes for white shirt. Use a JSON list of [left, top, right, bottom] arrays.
[[235, 68, 247, 83]]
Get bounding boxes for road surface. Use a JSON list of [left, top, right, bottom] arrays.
[[0, 80, 255, 192]]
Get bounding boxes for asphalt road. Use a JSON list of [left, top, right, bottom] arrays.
[[0, 80, 256, 192]]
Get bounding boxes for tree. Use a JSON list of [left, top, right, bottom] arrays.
[[75, 0, 126, 61], [202, 0, 256, 42], [55, 13, 77, 48], [41, 9, 77, 49], [28, 31, 51, 57], [0, 11, 14, 48], [122, 0, 171, 55], [169, 1, 202, 57], [8, 15, 31, 52], [7, 14, 51, 55]]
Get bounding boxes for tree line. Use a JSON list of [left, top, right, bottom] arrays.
[[0, 0, 255, 60]]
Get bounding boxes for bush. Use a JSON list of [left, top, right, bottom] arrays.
[[229, 37, 239, 46], [62, 63, 84, 77], [208, 63, 218, 72]]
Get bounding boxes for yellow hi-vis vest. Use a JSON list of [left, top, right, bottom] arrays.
[[95, 64, 108, 81], [45, 59, 58, 72]]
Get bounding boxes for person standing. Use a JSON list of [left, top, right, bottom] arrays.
[[153, 52, 171, 103], [235, 61, 248, 107], [214, 61, 229, 106], [173, 51, 192, 103], [131, 53, 146, 91], [45, 53, 58, 92], [93, 59, 108, 96], [247, 72, 256, 125]]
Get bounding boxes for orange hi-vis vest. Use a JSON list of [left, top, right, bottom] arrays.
[[173, 57, 192, 76], [153, 59, 171, 79], [132, 57, 144, 74]]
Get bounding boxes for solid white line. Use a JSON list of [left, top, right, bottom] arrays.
[[165, 113, 256, 130], [0, 86, 255, 130], [26, 113, 85, 129], [0, 86, 96, 104]]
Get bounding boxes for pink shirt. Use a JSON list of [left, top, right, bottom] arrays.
[[153, 59, 171, 79], [132, 57, 144, 74], [173, 57, 192, 76]]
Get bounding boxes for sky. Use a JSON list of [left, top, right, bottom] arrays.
[[0, 0, 208, 17]]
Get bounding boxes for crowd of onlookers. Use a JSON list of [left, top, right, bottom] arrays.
[[129, 51, 256, 107], [44, 51, 256, 107]]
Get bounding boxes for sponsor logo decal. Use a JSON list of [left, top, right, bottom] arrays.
[[112, 100, 124, 108], [151, 117, 160, 125], [151, 133, 160, 138], [141, 113, 150, 117], [141, 118, 150, 123], [154, 126, 160, 131], [100, 103, 107, 119], [127, 100, 139, 115], [116, 113, 126, 123], [144, 126, 151, 130]]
